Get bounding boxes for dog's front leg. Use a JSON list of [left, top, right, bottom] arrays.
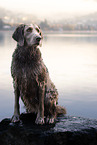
[[11, 81, 20, 122], [35, 81, 45, 125]]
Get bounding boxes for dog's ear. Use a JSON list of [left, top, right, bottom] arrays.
[[12, 24, 25, 46]]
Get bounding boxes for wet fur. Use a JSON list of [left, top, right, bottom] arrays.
[[11, 24, 66, 124]]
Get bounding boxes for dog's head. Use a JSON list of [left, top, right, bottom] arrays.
[[12, 24, 43, 47]]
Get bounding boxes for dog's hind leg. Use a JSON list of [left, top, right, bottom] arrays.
[[11, 80, 20, 122], [45, 98, 57, 124]]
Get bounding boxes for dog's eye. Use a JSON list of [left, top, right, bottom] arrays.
[[40, 32, 42, 36], [27, 27, 33, 32], [36, 28, 39, 33]]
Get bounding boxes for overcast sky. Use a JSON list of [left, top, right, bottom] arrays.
[[0, 0, 97, 19]]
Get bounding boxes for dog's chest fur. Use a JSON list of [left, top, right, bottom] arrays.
[[11, 45, 47, 79]]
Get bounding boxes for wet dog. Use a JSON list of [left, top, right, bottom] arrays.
[[11, 24, 66, 124]]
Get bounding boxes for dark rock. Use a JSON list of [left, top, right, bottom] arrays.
[[0, 113, 97, 145]]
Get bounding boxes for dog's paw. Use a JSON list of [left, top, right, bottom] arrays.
[[35, 117, 44, 125], [11, 115, 20, 123], [46, 117, 55, 124]]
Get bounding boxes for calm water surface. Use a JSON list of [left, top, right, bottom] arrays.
[[0, 31, 97, 121]]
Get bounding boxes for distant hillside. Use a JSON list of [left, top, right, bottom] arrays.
[[0, 7, 8, 17], [81, 12, 97, 21], [0, 7, 38, 24], [0, 6, 97, 25], [59, 12, 97, 25], [74, 12, 97, 24]]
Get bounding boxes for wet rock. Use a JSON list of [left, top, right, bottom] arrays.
[[0, 113, 97, 145]]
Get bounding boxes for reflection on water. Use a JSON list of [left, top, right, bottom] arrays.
[[0, 31, 97, 121]]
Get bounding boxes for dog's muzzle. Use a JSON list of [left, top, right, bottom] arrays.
[[36, 36, 41, 42], [36, 36, 41, 43], [34, 36, 41, 45]]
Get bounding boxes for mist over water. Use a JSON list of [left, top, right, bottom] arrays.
[[0, 31, 97, 120]]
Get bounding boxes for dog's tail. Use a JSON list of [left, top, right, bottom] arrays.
[[56, 105, 66, 116]]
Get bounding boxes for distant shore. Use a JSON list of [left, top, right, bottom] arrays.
[[0, 29, 97, 35], [43, 30, 97, 35]]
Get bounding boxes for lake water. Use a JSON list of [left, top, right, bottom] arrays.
[[0, 31, 97, 121]]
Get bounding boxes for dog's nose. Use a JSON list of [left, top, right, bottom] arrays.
[[36, 36, 41, 42]]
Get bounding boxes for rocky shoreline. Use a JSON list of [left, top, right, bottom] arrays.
[[0, 113, 97, 145]]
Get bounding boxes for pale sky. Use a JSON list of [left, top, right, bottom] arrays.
[[0, 0, 97, 19]]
